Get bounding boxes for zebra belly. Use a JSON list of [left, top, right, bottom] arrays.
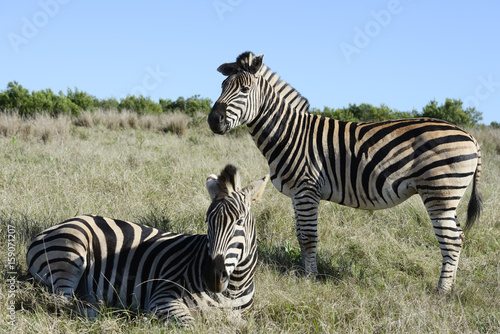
[[321, 179, 418, 210], [271, 165, 418, 210], [354, 181, 418, 210]]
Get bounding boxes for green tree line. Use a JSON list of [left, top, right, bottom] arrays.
[[311, 99, 484, 127], [0, 81, 491, 127], [0, 81, 212, 117]]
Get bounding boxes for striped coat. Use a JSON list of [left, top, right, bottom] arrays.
[[208, 52, 482, 292], [27, 165, 268, 324]]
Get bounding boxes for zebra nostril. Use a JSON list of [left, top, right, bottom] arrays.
[[208, 103, 227, 123], [221, 269, 228, 280]]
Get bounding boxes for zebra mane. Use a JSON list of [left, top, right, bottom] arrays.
[[215, 164, 241, 199], [236, 52, 310, 113], [257, 63, 310, 113]]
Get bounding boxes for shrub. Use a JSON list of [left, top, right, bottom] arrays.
[[0, 82, 82, 117], [52, 93, 81, 116], [311, 106, 358, 122], [0, 81, 32, 115], [160, 95, 212, 116], [66, 87, 95, 111], [0, 81, 485, 127], [119, 95, 162, 114], [94, 97, 119, 111], [421, 98, 482, 126], [312, 99, 482, 126]]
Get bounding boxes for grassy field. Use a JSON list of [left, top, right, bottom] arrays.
[[1, 112, 499, 333]]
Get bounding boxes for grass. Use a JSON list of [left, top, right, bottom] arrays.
[[1, 112, 499, 333]]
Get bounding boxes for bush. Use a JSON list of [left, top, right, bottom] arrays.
[[421, 98, 482, 126], [160, 95, 212, 116], [0, 81, 32, 115], [29, 89, 57, 115], [118, 95, 162, 114], [311, 106, 358, 122], [53, 93, 81, 116], [312, 104, 418, 123], [0, 81, 485, 127], [66, 87, 95, 111], [0, 82, 82, 117], [0, 82, 213, 118], [312, 99, 482, 126], [93, 97, 119, 111]]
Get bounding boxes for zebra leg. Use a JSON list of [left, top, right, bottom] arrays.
[[34, 255, 86, 301], [427, 210, 464, 293], [292, 195, 320, 276], [152, 297, 195, 326]]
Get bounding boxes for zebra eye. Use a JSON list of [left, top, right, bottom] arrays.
[[241, 87, 250, 93]]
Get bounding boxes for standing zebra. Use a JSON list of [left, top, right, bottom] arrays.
[[26, 165, 268, 324], [207, 52, 482, 293]]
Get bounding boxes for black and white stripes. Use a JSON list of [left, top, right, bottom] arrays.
[[26, 165, 268, 324], [208, 51, 482, 292]]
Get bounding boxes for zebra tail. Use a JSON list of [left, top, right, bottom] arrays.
[[465, 150, 483, 233]]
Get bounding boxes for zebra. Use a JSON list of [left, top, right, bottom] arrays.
[[207, 51, 482, 293], [26, 164, 269, 324]]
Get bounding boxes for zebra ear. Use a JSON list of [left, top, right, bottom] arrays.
[[217, 62, 239, 76], [206, 175, 219, 200], [244, 175, 269, 202], [249, 54, 263, 74]]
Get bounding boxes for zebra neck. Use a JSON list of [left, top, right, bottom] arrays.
[[248, 78, 309, 161], [257, 64, 309, 113], [223, 232, 256, 308]]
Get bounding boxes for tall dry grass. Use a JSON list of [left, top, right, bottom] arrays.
[[0, 113, 499, 333], [0, 113, 71, 143], [73, 109, 192, 136], [0, 109, 193, 141]]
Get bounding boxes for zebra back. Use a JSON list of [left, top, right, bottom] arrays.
[[27, 216, 206, 312]]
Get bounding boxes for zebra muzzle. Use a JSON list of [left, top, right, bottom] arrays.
[[202, 254, 229, 293], [207, 102, 228, 134]]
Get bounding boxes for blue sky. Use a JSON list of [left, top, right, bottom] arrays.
[[1, 0, 499, 124]]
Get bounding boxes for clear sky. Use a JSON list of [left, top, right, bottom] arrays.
[[1, 0, 499, 124]]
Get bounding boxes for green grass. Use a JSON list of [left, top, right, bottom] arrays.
[[1, 113, 499, 333]]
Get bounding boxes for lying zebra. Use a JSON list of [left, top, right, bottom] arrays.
[[26, 165, 268, 324]]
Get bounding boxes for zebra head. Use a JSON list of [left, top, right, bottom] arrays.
[[202, 164, 268, 293], [208, 52, 264, 134]]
